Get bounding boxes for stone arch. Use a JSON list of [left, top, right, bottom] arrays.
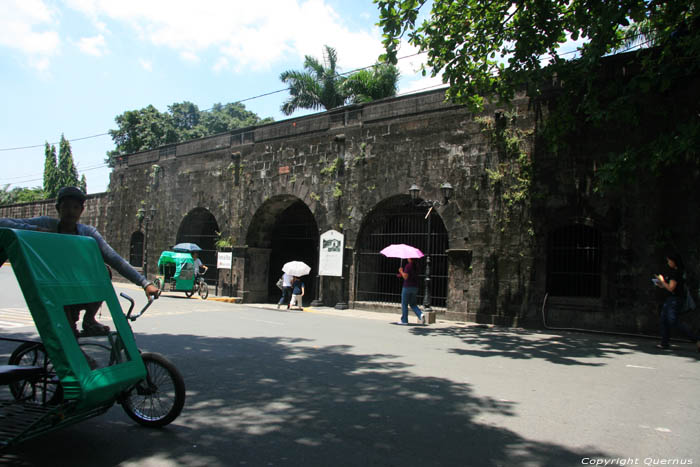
[[354, 194, 449, 307], [246, 195, 319, 304], [176, 208, 220, 284], [129, 231, 144, 267]]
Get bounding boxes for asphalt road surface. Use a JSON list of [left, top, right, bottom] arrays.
[[1, 265, 699, 466]]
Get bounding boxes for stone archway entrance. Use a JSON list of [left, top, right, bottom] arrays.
[[176, 208, 220, 284], [355, 195, 449, 308], [246, 196, 319, 304]]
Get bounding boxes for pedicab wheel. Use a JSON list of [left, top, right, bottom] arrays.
[[198, 281, 209, 300], [121, 352, 186, 427], [8, 342, 64, 405], [153, 278, 161, 291], [184, 290, 194, 298]]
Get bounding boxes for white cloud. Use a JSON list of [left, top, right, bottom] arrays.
[[139, 58, 152, 72], [75, 34, 107, 56], [64, 0, 388, 73], [0, 0, 60, 70]]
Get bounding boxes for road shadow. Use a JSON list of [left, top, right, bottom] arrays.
[[409, 324, 700, 365], [1, 331, 615, 466]]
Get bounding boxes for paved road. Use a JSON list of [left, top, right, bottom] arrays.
[[1, 265, 699, 466]]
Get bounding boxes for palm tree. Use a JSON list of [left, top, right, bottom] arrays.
[[343, 63, 400, 104], [280, 45, 347, 115]]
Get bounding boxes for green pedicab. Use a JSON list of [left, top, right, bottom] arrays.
[[0, 228, 186, 449], [155, 251, 208, 299]]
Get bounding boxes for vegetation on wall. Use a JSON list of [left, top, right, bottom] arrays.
[[476, 110, 533, 226]]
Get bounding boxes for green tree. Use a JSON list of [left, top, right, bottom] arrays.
[[79, 174, 87, 193], [106, 105, 178, 166], [106, 102, 272, 167], [376, 0, 700, 187], [43, 142, 59, 198], [57, 134, 80, 189], [343, 62, 400, 104], [279, 45, 348, 115], [0, 185, 45, 206]]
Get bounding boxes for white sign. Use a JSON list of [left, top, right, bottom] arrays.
[[318, 229, 344, 277], [217, 252, 232, 269]]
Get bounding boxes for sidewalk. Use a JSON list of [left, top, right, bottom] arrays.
[[117, 280, 454, 328]]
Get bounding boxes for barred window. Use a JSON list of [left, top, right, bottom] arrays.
[[547, 224, 602, 297]]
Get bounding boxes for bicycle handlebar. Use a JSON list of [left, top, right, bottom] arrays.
[[120, 291, 159, 321]]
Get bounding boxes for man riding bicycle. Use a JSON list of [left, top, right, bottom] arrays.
[[192, 251, 208, 284]]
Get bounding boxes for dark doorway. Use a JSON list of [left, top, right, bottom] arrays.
[[355, 195, 449, 307], [176, 208, 220, 285], [129, 231, 144, 267], [246, 197, 318, 304]]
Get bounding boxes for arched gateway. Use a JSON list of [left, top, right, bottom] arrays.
[[246, 196, 319, 304]]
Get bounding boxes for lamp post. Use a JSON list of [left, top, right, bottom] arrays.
[[137, 206, 157, 280], [408, 182, 453, 312]]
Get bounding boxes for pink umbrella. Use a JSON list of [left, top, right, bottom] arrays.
[[379, 244, 424, 259]]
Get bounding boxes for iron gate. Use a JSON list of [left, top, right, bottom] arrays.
[[355, 200, 448, 307]]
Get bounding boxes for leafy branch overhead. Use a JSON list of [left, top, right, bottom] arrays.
[[376, 0, 700, 187]]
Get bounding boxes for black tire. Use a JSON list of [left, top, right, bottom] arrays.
[[8, 342, 63, 405], [198, 281, 209, 300], [184, 290, 194, 298], [121, 352, 185, 427], [153, 278, 161, 291]]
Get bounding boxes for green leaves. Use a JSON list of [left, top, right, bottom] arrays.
[[106, 102, 271, 166], [376, 0, 700, 190], [279, 45, 400, 115]]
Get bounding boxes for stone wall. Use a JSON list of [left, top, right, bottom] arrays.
[[4, 77, 699, 335], [101, 88, 538, 327], [0, 193, 109, 230]]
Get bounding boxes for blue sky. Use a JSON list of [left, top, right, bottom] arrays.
[[0, 0, 442, 194]]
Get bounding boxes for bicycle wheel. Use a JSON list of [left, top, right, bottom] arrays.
[[121, 352, 186, 427], [8, 342, 63, 405], [184, 290, 194, 298], [198, 281, 209, 300]]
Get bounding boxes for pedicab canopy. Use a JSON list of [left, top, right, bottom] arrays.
[[157, 251, 194, 280], [0, 228, 146, 408]]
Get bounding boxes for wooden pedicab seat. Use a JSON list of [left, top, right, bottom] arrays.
[[0, 228, 147, 449]]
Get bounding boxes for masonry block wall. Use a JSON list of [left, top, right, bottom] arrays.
[[5, 80, 698, 334], [101, 89, 538, 326]]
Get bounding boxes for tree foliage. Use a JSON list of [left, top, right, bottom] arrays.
[[280, 45, 348, 115], [0, 185, 46, 205], [344, 63, 400, 104], [57, 134, 80, 189], [376, 0, 700, 187], [106, 102, 272, 167], [279, 45, 400, 115], [43, 142, 59, 198]]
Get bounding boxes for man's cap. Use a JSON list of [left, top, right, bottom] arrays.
[[56, 186, 87, 204]]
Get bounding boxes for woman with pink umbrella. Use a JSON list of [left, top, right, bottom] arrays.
[[380, 244, 426, 325]]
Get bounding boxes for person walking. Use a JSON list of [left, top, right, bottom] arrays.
[[654, 252, 700, 352], [289, 276, 305, 310], [397, 258, 425, 325], [277, 272, 293, 309]]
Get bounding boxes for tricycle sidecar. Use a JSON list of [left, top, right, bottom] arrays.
[[0, 228, 184, 449]]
